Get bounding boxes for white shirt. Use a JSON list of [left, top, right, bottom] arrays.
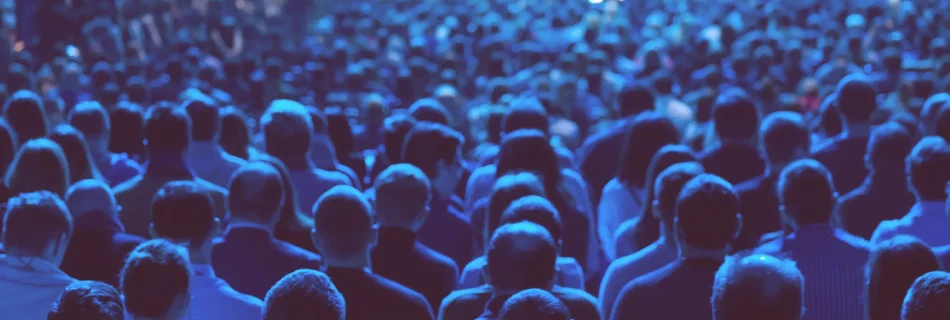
[[186, 141, 248, 189], [187, 264, 264, 320], [598, 178, 643, 261], [872, 201, 950, 247], [0, 255, 76, 320]]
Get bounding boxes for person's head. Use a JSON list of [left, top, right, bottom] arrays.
[[374, 164, 431, 231], [218, 107, 252, 160], [907, 137, 950, 202], [49, 124, 104, 183], [629, 144, 699, 245], [311, 186, 376, 266], [866, 236, 942, 320], [817, 94, 843, 137], [921, 93, 949, 136], [500, 195, 563, 250], [835, 75, 877, 124], [120, 240, 192, 320], [711, 253, 805, 320], [254, 155, 310, 233], [2, 191, 72, 265], [4, 138, 70, 197], [713, 89, 760, 143], [48, 281, 124, 320], [759, 111, 810, 166], [502, 99, 549, 134], [150, 181, 220, 254], [497, 288, 571, 320], [144, 102, 192, 154], [866, 122, 915, 175], [183, 97, 220, 142], [675, 174, 742, 252], [228, 162, 285, 228], [408, 98, 451, 126], [381, 114, 417, 163], [653, 162, 705, 230], [778, 159, 837, 227], [484, 221, 558, 292], [108, 102, 145, 157], [902, 271, 950, 320], [618, 112, 680, 187], [401, 122, 464, 198], [0, 119, 16, 176], [261, 100, 313, 159], [363, 93, 390, 129], [65, 179, 118, 220], [616, 81, 655, 117], [934, 103, 950, 143], [263, 269, 346, 320], [67, 101, 111, 147], [3, 90, 48, 144]]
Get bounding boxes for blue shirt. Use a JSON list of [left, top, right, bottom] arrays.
[[836, 173, 916, 240], [599, 240, 677, 320], [872, 201, 950, 247], [187, 264, 264, 320]]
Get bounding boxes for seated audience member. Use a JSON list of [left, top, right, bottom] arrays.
[[67, 101, 143, 186], [307, 107, 362, 188], [756, 159, 870, 320], [734, 111, 810, 250], [3, 90, 49, 144], [902, 271, 950, 320], [256, 155, 320, 253], [370, 164, 459, 310], [48, 124, 105, 183], [812, 75, 877, 195], [711, 254, 805, 320], [920, 93, 950, 137], [48, 280, 124, 320], [497, 288, 572, 320], [150, 181, 264, 319], [60, 180, 146, 287], [353, 93, 389, 153], [366, 113, 417, 185], [114, 103, 227, 238], [866, 236, 942, 320], [610, 174, 741, 320], [474, 99, 575, 169], [120, 240, 192, 320], [213, 163, 323, 299], [838, 122, 916, 240], [461, 173, 584, 290], [263, 269, 347, 320], [2, 138, 70, 211], [402, 122, 475, 269], [312, 186, 435, 320], [0, 191, 76, 319], [184, 96, 248, 189], [440, 222, 599, 320], [872, 137, 950, 246], [699, 88, 766, 185], [107, 102, 147, 162], [261, 100, 351, 211], [600, 162, 703, 319]]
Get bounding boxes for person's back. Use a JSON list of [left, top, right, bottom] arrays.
[[811, 76, 877, 195], [262, 269, 347, 320], [902, 271, 950, 320], [699, 89, 766, 185], [711, 254, 804, 320], [183, 95, 248, 189], [67, 101, 143, 186], [866, 236, 942, 320], [48, 281, 125, 320]]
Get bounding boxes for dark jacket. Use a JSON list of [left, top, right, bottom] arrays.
[[212, 226, 324, 299], [325, 267, 434, 320], [371, 227, 459, 313], [60, 210, 146, 287], [699, 143, 767, 185], [417, 196, 475, 270]]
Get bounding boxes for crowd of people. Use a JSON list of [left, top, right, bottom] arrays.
[[6, 0, 950, 319]]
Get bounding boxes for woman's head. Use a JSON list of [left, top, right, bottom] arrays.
[[48, 124, 103, 183], [5, 138, 70, 197], [218, 107, 252, 160], [255, 155, 310, 231], [618, 112, 680, 188], [866, 235, 942, 320], [630, 144, 698, 249], [486, 172, 546, 250], [3, 90, 48, 144]]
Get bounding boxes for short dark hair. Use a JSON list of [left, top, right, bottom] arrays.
[[835, 75, 877, 123], [184, 97, 219, 141], [617, 82, 655, 117], [618, 112, 679, 187], [503, 99, 549, 134], [2, 191, 72, 255], [486, 172, 546, 243], [655, 162, 704, 227], [228, 163, 285, 222], [144, 103, 191, 152], [486, 221, 558, 290], [500, 195, 563, 244], [3, 90, 48, 144], [151, 181, 216, 246], [675, 174, 740, 250], [401, 122, 463, 178], [374, 164, 431, 227], [712, 253, 804, 320], [263, 269, 346, 320], [713, 89, 760, 141], [382, 114, 417, 163], [759, 112, 810, 164], [312, 185, 374, 257], [498, 288, 571, 320], [120, 239, 191, 319], [902, 271, 950, 320], [109, 102, 145, 157], [867, 122, 914, 174], [867, 236, 942, 320], [907, 137, 950, 201], [778, 159, 837, 225], [68, 101, 110, 137], [408, 98, 451, 125], [48, 281, 124, 320], [261, 100, 313, 158]]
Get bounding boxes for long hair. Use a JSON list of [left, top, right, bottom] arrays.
[[48, 124, 105, 183], [866, 235, 942, 320], [219, 107, 252, 160], [495, 129, 575, 214], [4, 90, 49, 144], [255, 155, 312, 233], [616, 112, 680, 190], [5, 138, 70, 197], [628, 145, 698, 251]]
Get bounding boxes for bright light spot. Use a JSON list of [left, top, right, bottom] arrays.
[[589, 0, 604, 4]]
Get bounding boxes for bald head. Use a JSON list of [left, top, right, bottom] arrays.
[[712, 254, 804, 320], [311, 186, 375, 260], [65, 179, 117, 217], [374, 164, 431, 231], [228, 162, 285, 225]]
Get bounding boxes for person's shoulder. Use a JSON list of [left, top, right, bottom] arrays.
[[216, 281, 265, 311], [113, 175, 146, 194], [196, 178, 228, 196], [870, 219, 904, 244], [755, 232, 785, 254], [551, 285, 598, 306], [418, 244, 460, 276], [273, 238, 324, 267], [221, 152, 248, 169], [734, 174, 767, 195], [933, 245, 950, 265], [113, 232, 147, 251], [372, 273, 432, 310], [811, 135, 846, 157], [833, 228, 872, 251], [315, 168, 351, 184], [442, 285, 492, 308]]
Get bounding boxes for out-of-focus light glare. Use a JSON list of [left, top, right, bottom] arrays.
[[589, 0, 604, 4]]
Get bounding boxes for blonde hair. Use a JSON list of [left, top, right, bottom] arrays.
[[4, 138, 70, 197]]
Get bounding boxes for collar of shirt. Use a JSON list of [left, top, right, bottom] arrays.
[[909, 201, 946, 219], [376, 227, 418, 251], [144, 153, 195, 179], [225, 222, 275, 238]]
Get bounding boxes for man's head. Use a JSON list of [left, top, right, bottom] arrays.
[[67, 101, 110, 145], [907, 137, 950, 202], [711, 254, 804, 320], [381, 114, 417, 163], [48, 281, 124, 320], [487, 172, 546, 244], [921, 93, 949, 136], [616, 82, 655, 117], [401, 122, 464, 198], [759, 111, 810, 165], [311, 186, 376, 264], [183, 97, 220, 142], [150, 181, 219, 251], [675, 174, 742, 251], [144, 103, 192, 154], [500, 195, 563, 251], [653, 162, 704, 231], [120, 239, 192, 320], [228, 162, 285, 228], [2, 191, 72, 266], [835, 75, 877, 124], [263, 269, 346, 320], [497, 288, 571, 320], [867, 235, 942, 320], [866, 122, 915, 175], [713, 89, 760, 143], [502, 99, 549, 134], [902, 271, 950, 320], [3, 90, 48, 144], [363, 93, 390, 128], [778, 159, 837, 227], [65, 179, 118, 218], [374, 164, 431, 231], [261, 100, 313, 159], [484, 221, 558, 292]]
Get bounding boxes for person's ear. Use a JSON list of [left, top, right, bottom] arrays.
[[149, 224, 159, 239], [733, 213, 744, 240], [651, 199, 661, 219]]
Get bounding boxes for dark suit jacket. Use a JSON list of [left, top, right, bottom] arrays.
[[699, 143, 767, 185], [733, 172, 783, 251], [372, 227, 460, 310], [836, 174, 916, 240], [212, 226, 324, 299], [60, 211, 146, 287], [610, 258, 723, 320], [325, 267, 435, 320], [418, 196, 475, 270], [811, 135, 871, 195], [439, 285, 600, 320]]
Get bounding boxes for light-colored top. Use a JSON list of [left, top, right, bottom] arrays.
[[187, 141, 248, 189], [0, 255, 76, 320], [287, 168, 352, 212], [457, 256, 585, 290], [187, 264, 264, 320], [598, 240, 677, 320], [872, 201, 950, 247], [598, 178, 643, 261]]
